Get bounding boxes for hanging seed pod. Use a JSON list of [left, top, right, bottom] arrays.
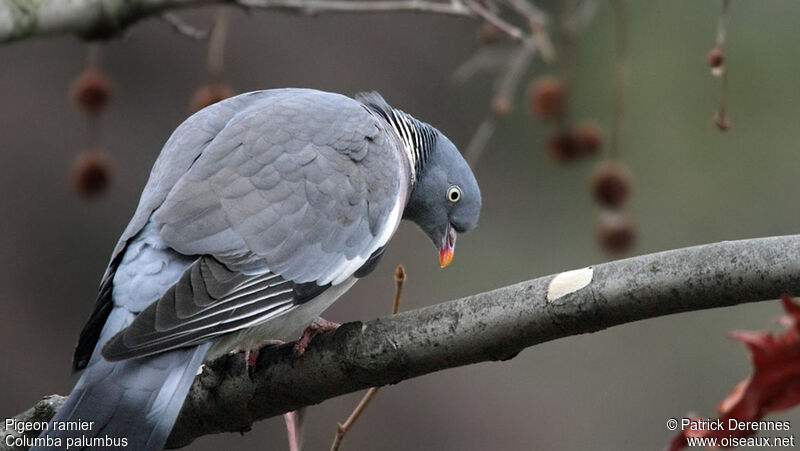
[[714, 109, 730, 131], [527, 76, 566, 119], [546, 129, 580, 164], [596, 210, 636, 254], [70, 68, 113, 115], [72, 151, 112, 198], [591, 162, 632, 207], [190, 82, 235, 112], [574, 121, 604, 156], [707, 46, 725, 77]]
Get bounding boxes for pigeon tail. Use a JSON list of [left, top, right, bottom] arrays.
[[32, 308, 209, 451]]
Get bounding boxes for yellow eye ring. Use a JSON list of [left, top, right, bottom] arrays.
[[447, 186, 462, 203]]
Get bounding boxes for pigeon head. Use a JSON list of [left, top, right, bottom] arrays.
[[404, 133, 481, 267], [357, 91, 482, 267]]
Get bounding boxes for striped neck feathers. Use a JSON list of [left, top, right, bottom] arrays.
[[359, 93, 437, 184]]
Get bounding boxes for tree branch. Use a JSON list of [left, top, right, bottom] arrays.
[[4, 235, 800, 449], [0, 0, 480, 43]]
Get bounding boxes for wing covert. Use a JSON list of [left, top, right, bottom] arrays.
[[153, 89, 407, 286]]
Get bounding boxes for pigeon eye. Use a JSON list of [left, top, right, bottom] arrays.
[[447, 186, 462, 203]]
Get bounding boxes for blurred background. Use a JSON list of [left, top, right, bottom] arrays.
[[2, 1, 800, 449]]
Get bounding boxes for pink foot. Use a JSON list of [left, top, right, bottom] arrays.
[[293, 317, 340, 356]]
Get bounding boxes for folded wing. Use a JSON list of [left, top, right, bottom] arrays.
[[102, 89, 406, 360]]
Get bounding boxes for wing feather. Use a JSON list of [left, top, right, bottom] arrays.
[[103, 257, 296, 360]]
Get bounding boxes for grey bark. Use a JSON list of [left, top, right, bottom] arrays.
[[3, 235, 800, 449], [0, 0, 474, 43]]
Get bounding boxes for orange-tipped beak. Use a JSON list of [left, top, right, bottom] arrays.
[[439, 223, 457, 268]]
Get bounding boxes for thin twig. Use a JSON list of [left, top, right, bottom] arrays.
[[500, 0, 548, 27], [716, 66, 728, 123], [160, 12, 209, 40], [82, 44, 103, 150], [452, 47, 512, 83], [464, 114, 498, 164], [713, 0, 730, 130], [502, 0, 554, 62], [558, 0, 576, 86], [609, 0, 628, 160], [236, 0, 472, 16], [715, 0, 730, 48], [558, 0, 599, 85], [463, 0, 525, 41], [496, 39, 538, 100], [465, 39, 537, 165], [329, 388, 380, 451], [329, 265, 406, 451], [207, 9, 230, 80], [391, 264, 405, 314]]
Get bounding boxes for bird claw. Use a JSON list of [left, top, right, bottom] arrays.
[[230, 340, 285, 379], [293, 317, 341, 357], [245, 349, 259, 379]]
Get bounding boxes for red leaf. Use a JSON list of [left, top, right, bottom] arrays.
[[670, 294, 800, 450]]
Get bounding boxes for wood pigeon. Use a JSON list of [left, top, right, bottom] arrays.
[[34, 88, 481, 450]]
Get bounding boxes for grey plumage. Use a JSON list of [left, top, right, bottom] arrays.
[[36, 88, 480, 450]]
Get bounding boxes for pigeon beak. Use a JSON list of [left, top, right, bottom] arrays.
[[439, 223, 457, 268]]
